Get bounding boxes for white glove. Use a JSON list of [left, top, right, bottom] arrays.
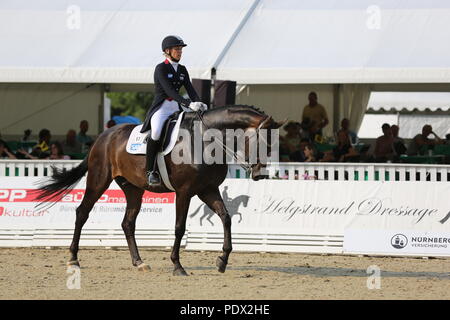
[[198, 102, 208, 111], [188, 102, 207, 112]]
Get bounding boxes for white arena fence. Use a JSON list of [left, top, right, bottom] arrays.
[[1, 159, 450, 182], [0, 160, 449, 257]]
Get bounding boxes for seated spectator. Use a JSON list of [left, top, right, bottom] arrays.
[[62, 129, 82, 154], [0, 140, 16, 159], [374, 123, 395, 162], [18, 128, 52, 159], [48, 142, 70, 160], [106, 119, 116, 129], [302, 143, 316, 162], [445, 134, 450, 145], [340, 118, 358, 145], [280, 121, 302, 161], [321, 130, 359, 162], [290, 138, 315, 162], [77, 120, 94, 152], [299, 118, 314, 142], [407, 124, 444, 155], [391, 125, 407, 155], [22, 129, 32, 142]]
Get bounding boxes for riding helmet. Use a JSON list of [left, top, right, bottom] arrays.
[[162, 35, 187, 51]]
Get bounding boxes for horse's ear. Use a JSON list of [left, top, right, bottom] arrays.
[[258, 116, 272, 129], [276, 118, 288, 129]]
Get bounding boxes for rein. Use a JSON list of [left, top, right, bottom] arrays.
[[195, 111, 266, 174]]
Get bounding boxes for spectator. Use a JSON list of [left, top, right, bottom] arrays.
[[17, 129, 51, 159], [289, 138, 313, 162], [391, 125, 407, 155], [21, 129, 32, 142], [302, 143, 316, 162], [62, 129, 82, 154], [48, 142, 70, 160], [301, 92, 329, 137], [0, 140, 16, 159], [445, 133, 450, 145], [340, 118, 358, 145], [299, 118, 314, 142], [77, 120, 94, 152], [407, 124, 444, 155], [321, 130, 359, 162], [373, 123, 395, 162], [280, 121, 302, 161], [106, 119, 116, 129]]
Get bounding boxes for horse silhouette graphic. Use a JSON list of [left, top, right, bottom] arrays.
[[189, 191, 250, 226]]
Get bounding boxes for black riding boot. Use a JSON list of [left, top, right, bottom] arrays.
[[145, 136, 161, 186]]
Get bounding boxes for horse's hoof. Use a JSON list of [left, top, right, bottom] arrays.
[[67, 260, 80, 267], [173, 268, 188, 276], [137, 263, 151, 272], [216, 256, 227, 273]]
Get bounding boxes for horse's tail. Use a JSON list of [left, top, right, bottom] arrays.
[[189, 203, 204, 218], [33, 157, 89, 208]]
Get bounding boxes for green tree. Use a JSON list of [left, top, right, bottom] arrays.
[[107, 92, 154, 121]]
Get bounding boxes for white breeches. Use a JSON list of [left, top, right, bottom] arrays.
[[150, 100, 180, 140]]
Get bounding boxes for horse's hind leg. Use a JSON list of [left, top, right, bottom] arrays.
[[198, 188, 231, 273], [115, 177, 149, 272], [68, 172, 112, 266]]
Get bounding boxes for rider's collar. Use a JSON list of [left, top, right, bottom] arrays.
[[165, 58, 179, 71]]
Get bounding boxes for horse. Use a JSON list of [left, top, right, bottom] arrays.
[[34, 105, 284, 276], [189, 195, 249, 226]]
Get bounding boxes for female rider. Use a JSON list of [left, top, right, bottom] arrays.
[[141, 35, 207, 186]]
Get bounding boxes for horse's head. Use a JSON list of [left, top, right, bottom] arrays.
[[251, 114, 287, 181], [199, 106, 286, 176]]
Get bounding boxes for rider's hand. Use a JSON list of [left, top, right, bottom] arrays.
[[198, 102, 208, 111], [189, 102, 207, 112], [188, 102, 203, 111]]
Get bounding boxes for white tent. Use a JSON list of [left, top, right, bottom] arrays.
[[359, 92, 450, 139], [217, 0, 450, 84], [368, 92, 450, 112], [0, 0, 253, 83], [1, 0, 450, 137], [2, 0, 450, 84]]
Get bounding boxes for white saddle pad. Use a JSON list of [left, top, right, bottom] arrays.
[[126, 111, 185, 156], [125, 112, 185, 192]]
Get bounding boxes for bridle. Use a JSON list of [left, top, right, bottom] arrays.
[[195, 111, 270, 174]]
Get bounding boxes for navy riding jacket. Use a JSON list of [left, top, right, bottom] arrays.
[[141, 59, 200, 132]]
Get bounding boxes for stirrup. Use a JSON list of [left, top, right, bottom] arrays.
[[147, 171, 161, 185]]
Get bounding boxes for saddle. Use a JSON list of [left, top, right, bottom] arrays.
[[126, 111, 184, 155], [126, 111, 185, 191]]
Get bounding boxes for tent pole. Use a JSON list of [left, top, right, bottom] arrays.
[[333, 84, 341, 136], [210, 0, 261, 106]]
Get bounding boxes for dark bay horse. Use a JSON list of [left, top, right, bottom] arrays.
[[35, 105, 284, 276]]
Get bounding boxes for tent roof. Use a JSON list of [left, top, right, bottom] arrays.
[[367, 92, 450, 112], [0, 0, 253, 83], [1, 0, 450, 84], [217, 0, 450, 84]]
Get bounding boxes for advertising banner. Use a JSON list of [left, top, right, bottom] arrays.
[[0, 177, 175, 230], [1, 176, 449, 256]]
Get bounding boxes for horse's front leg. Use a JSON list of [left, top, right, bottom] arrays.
[[198, 188, 231, 273], [171, 191, 191, 276]]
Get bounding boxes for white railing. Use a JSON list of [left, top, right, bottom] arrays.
[[227, 162, 450, 182], [1, 159, 450, 182], [0, 159, 81, 177]]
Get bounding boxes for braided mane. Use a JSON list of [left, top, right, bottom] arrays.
[[212, 104, 267, 116]]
